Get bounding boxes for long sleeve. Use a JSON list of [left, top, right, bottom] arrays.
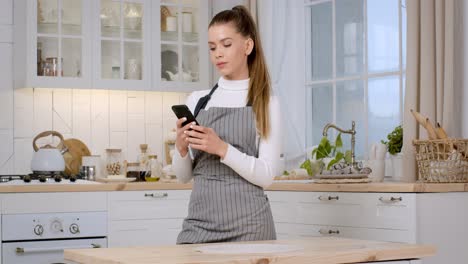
[[220, 97, 282, 188], [172, 91, 207, 183]]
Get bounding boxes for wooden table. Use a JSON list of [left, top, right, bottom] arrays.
[[64, 237, 435, 264]]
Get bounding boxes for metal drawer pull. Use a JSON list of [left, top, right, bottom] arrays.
[[379, 196, 402, 203], [16, 244, 100, 254], [144, 193, 168, 198], [319, 229, 340, 235], [318, 195, 339, 201]]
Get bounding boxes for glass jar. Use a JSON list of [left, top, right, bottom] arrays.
[[43, 57, 63, 76], [106, 148, 122, 175], [126, 162, 141, 180], [147, 155, 163, 182]]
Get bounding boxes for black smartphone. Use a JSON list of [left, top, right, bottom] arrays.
[[171, 104, 199, 127]]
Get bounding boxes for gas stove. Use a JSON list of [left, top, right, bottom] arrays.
[[0, 174, 100, 185]]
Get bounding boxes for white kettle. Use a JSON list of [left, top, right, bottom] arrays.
[[31, 131, 66, 172]]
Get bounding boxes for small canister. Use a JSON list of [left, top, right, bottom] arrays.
[[81, 165, 96, 181], [106, 149, 122, 175]]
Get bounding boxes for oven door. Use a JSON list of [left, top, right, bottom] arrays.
[[2, 238, 106, 264]]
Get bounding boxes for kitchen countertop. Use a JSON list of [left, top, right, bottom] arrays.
[[0, 181, 467, 193], [64, 237, 436, 264]]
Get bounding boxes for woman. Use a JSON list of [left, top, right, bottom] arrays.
[[173, 5, 281, 244]]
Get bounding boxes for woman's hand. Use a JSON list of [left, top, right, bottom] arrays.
[[175, 118, 195, 157], [185, 124, 228, 159]]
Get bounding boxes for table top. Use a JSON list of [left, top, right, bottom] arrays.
[[64, 237, 436, 264]]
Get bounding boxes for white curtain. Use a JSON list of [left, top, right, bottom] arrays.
[[402, 0, 458, 182], [258, 0, 306, 169]]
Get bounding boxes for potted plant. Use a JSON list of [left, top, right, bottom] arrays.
[[301, 133, 352, 176], [381, 125, 403, 181]]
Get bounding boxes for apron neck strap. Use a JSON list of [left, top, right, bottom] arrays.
[[194, 83, 218, 118]]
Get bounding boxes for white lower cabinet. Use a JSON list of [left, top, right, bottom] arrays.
[[267, 191, 468, 264], [107, 190, 190, 247]]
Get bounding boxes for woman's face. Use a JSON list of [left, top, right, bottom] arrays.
[[208, 23, 253, 80]]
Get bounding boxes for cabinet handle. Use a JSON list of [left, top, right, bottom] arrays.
[[319, 229, 340, 235], [318, 195, 339, 201], [144, 193, 168, 198], [379, 196, 402, 203]]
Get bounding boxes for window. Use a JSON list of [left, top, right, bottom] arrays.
[[305, 0, 406, 159]]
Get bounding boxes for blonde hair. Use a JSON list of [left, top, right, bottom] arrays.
[[209, 5, 271, 139]]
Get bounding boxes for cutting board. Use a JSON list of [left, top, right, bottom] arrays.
[[61, 138, 91, 176]]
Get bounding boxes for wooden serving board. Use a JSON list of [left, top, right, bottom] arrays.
[[61, 138, 91, 176]]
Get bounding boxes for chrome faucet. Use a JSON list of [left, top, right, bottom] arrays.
[[322, 121, 357, 168]]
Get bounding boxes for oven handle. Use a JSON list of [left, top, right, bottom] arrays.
[[16, 243, 101, 254]]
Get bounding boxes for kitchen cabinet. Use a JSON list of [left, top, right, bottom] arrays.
[[107, 190, 190, 247], [92, 0, 151, 90], [14, 0, 210, 91], [153, 0, 210, 92], [266, 191, 468, 264], [14, 0, 93, 88]]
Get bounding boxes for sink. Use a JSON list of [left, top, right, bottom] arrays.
[[195, 243, 304, 254]]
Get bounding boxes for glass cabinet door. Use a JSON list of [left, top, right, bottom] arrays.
[[36, 0, 84, 78], [158, 0, 208, 90], [99, 0, 146, 82]]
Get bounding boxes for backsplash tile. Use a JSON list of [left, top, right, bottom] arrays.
[[72, 89, 92, 145], [6, 88, 188, 174], [109, 91, 127, 132], [52, 89, 73, 137], [14, 88, 34, 138], [0, 129, 13, 172], [90, 89, 109, 158]]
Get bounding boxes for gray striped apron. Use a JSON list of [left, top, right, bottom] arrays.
[[176, 106, 276, 244]]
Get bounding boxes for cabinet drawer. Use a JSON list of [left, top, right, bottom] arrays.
[[108, 219, 183, 247], [275, 223, 415, 243], [108, 190, 190, 220], [267, 192, 366, 226], [267, 191, 416, 231], [359, 193, 416, 230], [2, 192, 107, 214]]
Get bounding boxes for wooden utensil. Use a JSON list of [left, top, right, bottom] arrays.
[[59, 138, 91, 176]]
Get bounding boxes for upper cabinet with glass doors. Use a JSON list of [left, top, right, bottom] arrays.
[[93, 0, 151, 90], [14, 0, 92, 88], [14, 0, 209, 91], [154, 0, 209, 92]]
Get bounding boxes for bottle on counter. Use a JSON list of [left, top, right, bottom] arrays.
[[147, 155, 163, 182], [138, 144, 149, 181]]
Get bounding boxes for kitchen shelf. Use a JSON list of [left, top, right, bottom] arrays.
[[161, 31, 198, 43]]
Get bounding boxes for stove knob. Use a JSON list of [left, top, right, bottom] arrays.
[[34, 224, 44, 236], [50, 220, 64, 233], [69, 223, 80, 234]]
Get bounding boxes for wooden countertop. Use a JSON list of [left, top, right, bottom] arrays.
[[268, 182, 468, 192], [0, 181, 467, 193], [64, 237, 436, 264]]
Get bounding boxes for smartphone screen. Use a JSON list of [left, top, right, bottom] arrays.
[[171, 104, 198, 127]]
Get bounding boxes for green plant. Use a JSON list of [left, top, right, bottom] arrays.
[[381, 125, 403, 155], [301, 133, 352, 175]]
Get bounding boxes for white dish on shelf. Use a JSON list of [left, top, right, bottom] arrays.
[[98, 177, 136, 183]]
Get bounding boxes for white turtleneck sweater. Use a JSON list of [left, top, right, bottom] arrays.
[[172, 77, 282, 188]]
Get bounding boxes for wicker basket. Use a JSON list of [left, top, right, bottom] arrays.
[[413, 139, 468, 183]]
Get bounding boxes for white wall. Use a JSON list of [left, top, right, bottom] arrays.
[[10, 89, 188, 174], [0, 0, 14, 174]]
